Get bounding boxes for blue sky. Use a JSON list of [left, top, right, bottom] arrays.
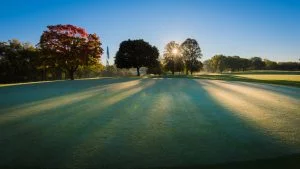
[[0, 0, 299, 63]]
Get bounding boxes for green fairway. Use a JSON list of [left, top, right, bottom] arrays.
[[193, 74, 300, 88], [0, 78, 299, 169]]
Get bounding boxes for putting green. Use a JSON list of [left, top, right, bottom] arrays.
[[0, 78, 299, 169]]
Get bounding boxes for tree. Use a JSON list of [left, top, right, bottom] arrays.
[[39, 24, 103, 80], [75, 63, 104, 78], [147, 60, 163, 75], [226, 56, 242, 72], [240, 58, 251, 71], [203, 60, 214, 72], [0, 39, 41, 83], [163, 41, 182, 75], [211, 55, 227, 73], [250, 57, 265, 70], [115, 39, 159, 76], [181, 38, 202, 75], [264, 59, 278, 70], [187, 59, 203, 74]]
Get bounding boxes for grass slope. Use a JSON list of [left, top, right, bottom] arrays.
[[0, 78, 299, 169]]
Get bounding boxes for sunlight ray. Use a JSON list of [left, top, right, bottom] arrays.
[[0, 80, 142, 124], [196, 80, 300, 148]]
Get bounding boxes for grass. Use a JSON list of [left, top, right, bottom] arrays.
[[0, 78, 299, 169], [194, 74, 300, 88], [150, 72, 300, 88]]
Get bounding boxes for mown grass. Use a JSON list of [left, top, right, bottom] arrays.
[[0, 78, 299, 169], [225, 70, 300, 75], [151, 73, 300, 88]]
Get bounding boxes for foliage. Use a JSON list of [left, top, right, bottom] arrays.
[[264, 59, 278, 70], [0, 39, 41, 83], [203, 55, 300, 73], [39, 24, 103, 80], [101, 65, 133, 77], [209, 55, 227, 73], [250, 57, 265, 70], [147, 60, 163, 75], [163, 41, 183, 74], [115, 39, 159, 76], [75, 62, 105, 78], [181, 38, 203, 74]]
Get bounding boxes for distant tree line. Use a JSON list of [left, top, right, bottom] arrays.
[[1, 24, 299, 83], [204, 55, 300, 73]]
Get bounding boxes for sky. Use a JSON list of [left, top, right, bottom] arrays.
[[0, 0, 299, 64]]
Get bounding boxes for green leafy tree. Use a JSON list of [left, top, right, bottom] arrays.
[[264, 59, 278, 70], [250, 57, 265, 70], [181, 38, 202, 75], [147, 60, 163, 75], [163, 41, 182, 75], [39, 24, 103, 80], [0, 39, 41, 83], [115, 39, 159, 76], [211, 55, 227, 73]]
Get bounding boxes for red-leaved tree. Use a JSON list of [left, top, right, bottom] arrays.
[[39, 24, 103, 80]]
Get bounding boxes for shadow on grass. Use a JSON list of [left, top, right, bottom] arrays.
[[0, 79, 160, 168], [143, 153, 300, 169], [1, 153, 299, 169], [0, 78, 299, 169], [0, 78, 139, 109]]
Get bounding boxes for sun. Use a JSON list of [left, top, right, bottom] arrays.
[[172, 48, 178, 55]]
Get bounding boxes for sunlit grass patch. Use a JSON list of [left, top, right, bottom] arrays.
[[235, 74, 300, 81]]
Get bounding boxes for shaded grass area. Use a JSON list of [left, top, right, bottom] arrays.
[[0, 78, 299, 169], [1, 153, 299, 169], [145, 153, 300, 169]]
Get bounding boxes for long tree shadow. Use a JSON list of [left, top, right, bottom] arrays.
[[0, 78, 145, 147], [65, 78, 299, 169], [0, 78, 159, 168], [0, 77, 138, 109], [0, 78, 299, 169], [0, 78, 143, 124]]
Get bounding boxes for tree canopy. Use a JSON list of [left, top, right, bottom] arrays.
[[39, 24, 103, 80], [181, 38, 203, 74], [115, 39, 159, 76], [163, 41, 184, 74]]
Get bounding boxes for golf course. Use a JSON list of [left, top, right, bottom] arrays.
[[0, 77, 299, 169]]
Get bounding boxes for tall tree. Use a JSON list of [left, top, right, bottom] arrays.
[[163, 41, 182, 75], [39, 24, 103, 80], [115, 39, 159, 76], [181, 38, 202, 75]]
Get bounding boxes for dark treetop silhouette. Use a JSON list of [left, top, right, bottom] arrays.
[[115, 39, 159, 76], [181, 38, 203, 75]]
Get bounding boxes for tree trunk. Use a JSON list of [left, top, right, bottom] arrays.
[[172, 70, 174, 75], [137, 67, 140, 76], [69, 70, 75, 80]]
